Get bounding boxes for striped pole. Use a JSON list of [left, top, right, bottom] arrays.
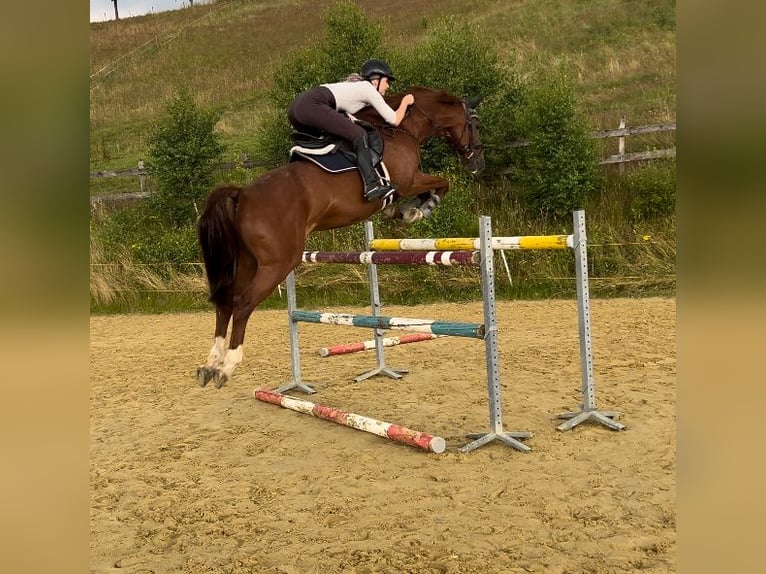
[[368, 235, 573, 251], [290, 310, 485, 339], [302, 250, 479, 266], [254, 389, 446, 454], [319, 333, 444, 357]]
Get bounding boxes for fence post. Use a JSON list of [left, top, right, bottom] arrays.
[[138, 160, 146, 193], [618, 116, 626, 174]]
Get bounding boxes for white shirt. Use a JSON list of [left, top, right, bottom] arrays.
[[321, 80, 398, 125]]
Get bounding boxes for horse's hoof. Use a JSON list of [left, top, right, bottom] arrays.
[[196, 367, 213, 387], [381, 204, 400, 219], [402, 208, 423, 224], [213, 370, 228, 389]]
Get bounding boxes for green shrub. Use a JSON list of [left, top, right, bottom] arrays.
[[627, 159, 676, 221], [257, 2, 385, 167], [254, 105, 297, 168], [322, 0, 386, 82], [256, 5, 511, 179], [129, 225, 201, 266], [396, 16, 510, 175], [268, 47, 332, 112], [94, 205, 201, 266], [512, 69, 602, 220], [94, 206, 147, 259], [477, 75, 527, 174], [147, 88, 223, 227], [396, 16, 503, 98], [266, 1, 386, 108]]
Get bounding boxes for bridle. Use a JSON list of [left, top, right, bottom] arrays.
[[409, 100, 483, 162]]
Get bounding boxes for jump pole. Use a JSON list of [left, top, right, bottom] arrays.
[[302, 249, 480, 265], [290, 311, 485, 338], [319, 332, 444, 357], [254, 388, 446, 454], [369, 234, 574, 251]]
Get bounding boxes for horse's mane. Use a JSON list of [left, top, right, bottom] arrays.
[[386, 86, 461, 107]]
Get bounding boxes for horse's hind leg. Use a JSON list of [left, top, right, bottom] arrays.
[[213, 261, 293, 388], [197, 303, 233, 387]]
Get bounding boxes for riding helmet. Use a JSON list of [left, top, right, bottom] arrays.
[[361, 59, 396, 82]]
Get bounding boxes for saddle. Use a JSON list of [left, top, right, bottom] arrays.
[[289, 121, 387, 177]]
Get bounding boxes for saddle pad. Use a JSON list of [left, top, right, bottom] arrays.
[[290, 150, 357, 174]]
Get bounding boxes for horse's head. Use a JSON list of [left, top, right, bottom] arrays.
[[405, 88, 486, 174], [458, 96, 485, 174]]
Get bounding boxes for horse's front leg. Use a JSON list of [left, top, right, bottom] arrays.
[[399, 172, 450, 224]]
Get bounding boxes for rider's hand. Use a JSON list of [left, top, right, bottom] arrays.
[[402, 94, 415, 107]]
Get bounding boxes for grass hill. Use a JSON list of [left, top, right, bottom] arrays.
[[90, 0, 676, 174], [89, 0, 676, 311]]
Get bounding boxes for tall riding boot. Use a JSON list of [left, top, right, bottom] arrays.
[[353, 134, 394, 201]]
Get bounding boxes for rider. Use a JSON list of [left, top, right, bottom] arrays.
[[288, 59, 415, 201]]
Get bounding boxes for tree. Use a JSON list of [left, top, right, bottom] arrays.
[[147, 89, 224, 227]]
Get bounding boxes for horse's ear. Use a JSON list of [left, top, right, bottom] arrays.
[[466, 96, 483, 109]]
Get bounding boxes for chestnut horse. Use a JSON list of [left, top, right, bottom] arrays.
[[196, 86, 485, 387]]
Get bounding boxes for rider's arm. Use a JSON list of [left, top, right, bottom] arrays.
[[391, 94, 415, 126], [365, 84, 414, 126]]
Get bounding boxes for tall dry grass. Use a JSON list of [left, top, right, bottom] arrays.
[[90, 209, 207, 306]]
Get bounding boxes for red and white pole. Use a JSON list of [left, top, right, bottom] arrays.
[[318, 332, 442, 357], [254, 389, 446, 454]]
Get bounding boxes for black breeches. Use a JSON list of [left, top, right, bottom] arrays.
[[288, 86, 365, 142]]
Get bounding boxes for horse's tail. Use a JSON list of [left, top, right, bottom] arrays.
[[197, 185, 242, 306]]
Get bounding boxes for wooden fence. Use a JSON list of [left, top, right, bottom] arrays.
[[90, 118, 675, 204]]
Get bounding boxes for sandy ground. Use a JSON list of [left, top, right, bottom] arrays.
[[90, 297, 675, 573]]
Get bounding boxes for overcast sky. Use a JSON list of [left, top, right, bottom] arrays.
[[90, 0, 210, 23]]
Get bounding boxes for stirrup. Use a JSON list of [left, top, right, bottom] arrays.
[[364, 184, 395, 202]]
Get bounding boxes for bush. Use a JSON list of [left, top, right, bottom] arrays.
[[412, 169, 476, 238], [512, 69, 602, 220], [476, 75, 527, 174], [94, 206, 147, 260], [396, 16, 509, 175], [322, 0, 386, 82], [257, 2, 386, 167], [94, 205, 201, 266], [256, 6, 511, 178], [268, 48, 333, 112], [396, 16, 503, 98], [627, 159, 676, 221], [147, 88, 223, 227]]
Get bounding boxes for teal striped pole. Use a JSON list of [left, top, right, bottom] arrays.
[[290, 310, 485, 339]]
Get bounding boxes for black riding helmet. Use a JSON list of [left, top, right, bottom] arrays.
[[361, 59, 396, 82]]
